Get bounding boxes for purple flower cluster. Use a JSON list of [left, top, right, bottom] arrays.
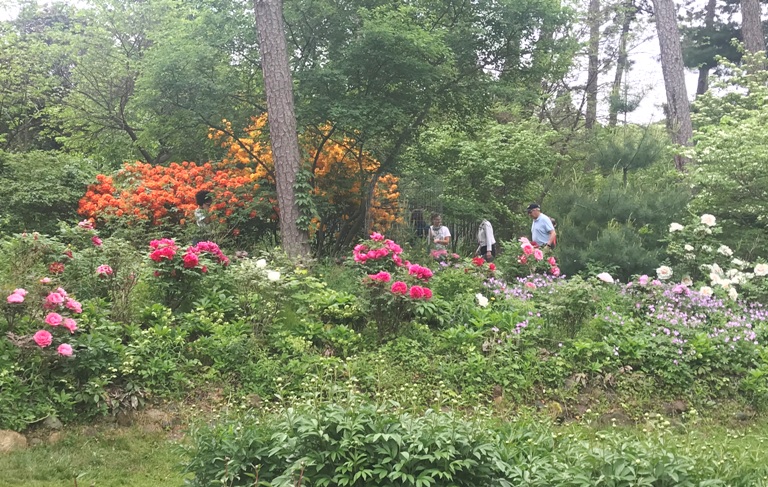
[[484, 274, 566, 301]]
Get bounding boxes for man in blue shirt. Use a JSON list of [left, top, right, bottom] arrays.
[[527, 203, 556, 248]]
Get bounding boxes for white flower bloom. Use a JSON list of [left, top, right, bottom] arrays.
[[684, 244, 694, 252], [728, 288, 738, 300], [710, 263, 723, 274], [702, 245, 713, 253], [718, 245, 733, 257], [705, 228, 712, 235], [669, 223, 684, 233], [726, 268, 739, 278], [700, 286, 714, 297], [720, 281, 732, 290], [256, 259, 268, 269], [710, 272, 722, 285], [267, 270, 281, 281], [700, 214, 717, 227], [656, 266, 673, 280], [732, 258, 745, 268], [681, 276, 693, 287], [596, 272, 614, 283], [476, 293, 489, 307], [755, 263, 768, 276]]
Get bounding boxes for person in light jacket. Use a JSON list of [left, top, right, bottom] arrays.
[[476, 218, 496, 262]]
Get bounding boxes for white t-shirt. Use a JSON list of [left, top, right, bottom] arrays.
[[428, 225, 451, 249]]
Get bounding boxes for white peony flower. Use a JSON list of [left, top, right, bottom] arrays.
[[710, 263, 723, 275], [726, 268, 739, 278], [596, 272, 614, 283], [755, 263, 768, 276], [681, 276, 693, 287], [728, 288, 738, 300], [656, 266, 673, 280], [267, 270, 281, 281], [684, 244, 694, 252], [732, 258, 745, 268], [718, 245, 733, 257], [700, 214, 717, 227], [669, 223, 684, 233], [710, 272, 722, 285], [700, 286, 714, 297], [702, 245, 713, 253], [256, 259, 268, 269], [476, 293, 489, 307]]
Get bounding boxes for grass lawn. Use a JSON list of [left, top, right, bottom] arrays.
[[0, 425, 186, 487]]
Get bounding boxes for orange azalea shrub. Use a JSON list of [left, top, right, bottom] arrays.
[[210, 115, 401, 240], [79, 161, 272, 235], [80, 115, 400, 248]]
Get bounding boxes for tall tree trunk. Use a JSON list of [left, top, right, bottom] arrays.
[[253, 0, 309, 259], [608, 0, 636, 127], [741, 0, 765, 54], [585, 0, 600, 129], [696, 0, 717, 96], [652, 0, 693, 171]]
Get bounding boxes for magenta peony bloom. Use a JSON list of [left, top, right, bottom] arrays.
[[7, 293, 24, 304], [63, 318, 78, 333], [551, 267, 561, 277], [92, 236, 103, 247], [370, 232, 385, 241], [45, 313, 63, 326], [56, 287, 68, 297], [422, 287, 433, 299], [33, 330, 53, 347], [409, 286, 425, 299], [521, 244, 534, 255], [182, 252, 200, 268], [368, 271, 392, 283], [57, 344, 73, 356], [391, 281, 408, 295]]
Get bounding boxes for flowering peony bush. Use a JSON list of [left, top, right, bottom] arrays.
[[147, 238, 230, 310], [3, 283, 80, 356], [664, 213, 768, 301]]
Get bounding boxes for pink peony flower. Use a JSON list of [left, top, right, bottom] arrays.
[[39, 277, 51, 284], [518, 255, 528, 264], [33, 330, 52, 347], [391, 281, 408, 295], [96, 265, 114, 276], [638, 275, 649, 286], [56, 287, 68, 297], [45, 313, 63, 326], [45, 292, 65, 306], [551, 267, 561, 277], [7, 293, 24, 304], [92, 236, 103, 247], [65, 299, 82, 314], [521, 244, 534, 255], [489, 263, 496, 271], [368, 271, 392, 283], [525, 281, 536, 289], [13, 288, 27, 297], [385, 240, 402, 254], [409, 285, 425, 299], [548, 257, 557, 266], [78, 220, 94, 229], [422, 287, 433, 299], [533, 249, 544, 261], [370, 232, 385, 241], [57, 344, 73, 356], [182, 252, 200, 268], [63, 318, 78, 333]]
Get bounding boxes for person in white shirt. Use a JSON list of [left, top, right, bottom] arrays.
[[427, 213, 451, 250], [476, 218, 496, 262]]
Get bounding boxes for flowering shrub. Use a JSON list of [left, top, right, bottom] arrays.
[[665, 213, 768, 301], [503, 237, 560, 278], [3, 284, 80, 355], [352, 233, 436, 339], [147, 238, 229, 310]]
